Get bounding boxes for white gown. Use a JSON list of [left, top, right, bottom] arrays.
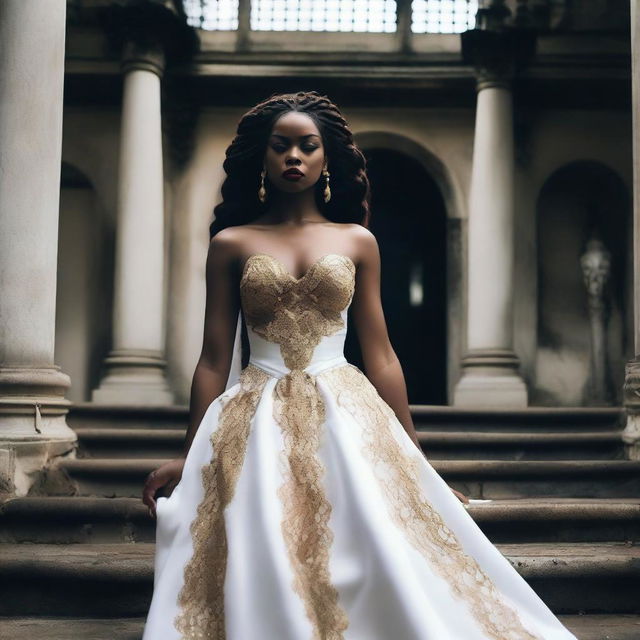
[[142, 253, 578, 640]]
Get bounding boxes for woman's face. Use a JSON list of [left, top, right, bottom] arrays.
[[264, 111, 326, 196]]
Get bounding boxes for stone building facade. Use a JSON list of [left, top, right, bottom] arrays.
[[0, 0, 636, 494]]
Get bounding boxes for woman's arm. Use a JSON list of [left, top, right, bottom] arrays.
[[183, 229, 241, 457], [350, 227, 422, 451], [350, 228, 469, 505], [142, 229, 240, 516]]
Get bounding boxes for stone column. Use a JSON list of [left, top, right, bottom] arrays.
[[622, 0, 640, 456], [91, 2, 197, 405], [453, 2, 536, 407], [0, 0, 77, 495], [91, 37, 174, 405]]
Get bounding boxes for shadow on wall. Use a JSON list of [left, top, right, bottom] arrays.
[[534, 160, 632, 407], [55, 161, 115, 403]]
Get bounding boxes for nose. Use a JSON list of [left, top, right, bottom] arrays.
[[285, 150, 301, 165]]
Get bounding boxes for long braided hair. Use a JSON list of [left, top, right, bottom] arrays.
[[209, 90, 371, 238]]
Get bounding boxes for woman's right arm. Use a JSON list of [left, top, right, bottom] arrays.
[[143, 231, 240, 516], [183, 231, 240, 456]]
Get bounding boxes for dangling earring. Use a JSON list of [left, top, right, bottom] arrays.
[[322, 166, 331, 203], [258, 167, 267, 203]]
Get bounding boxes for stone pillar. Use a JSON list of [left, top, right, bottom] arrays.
[[622, 0, 640, 457], [453, 2, 536, 407], [91, 2, 197, 404], [91, 38, 174, 405], [0, 0, 77, 495]]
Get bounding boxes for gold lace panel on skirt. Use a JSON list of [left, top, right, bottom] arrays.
[[273, 368, 350, 640], [320, 363, 543, 640], [176, 253, 356, 638], [240, 253, 355, 370], [174, 363, 271, 640]]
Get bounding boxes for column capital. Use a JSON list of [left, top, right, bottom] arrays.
[[98, 0, 199, 77], [461, 0, 537, 89], [120, 38, 166, 76]]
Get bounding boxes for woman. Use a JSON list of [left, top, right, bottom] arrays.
[[141, 91, 577, 639]]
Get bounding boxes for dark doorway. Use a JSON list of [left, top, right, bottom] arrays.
[[345, 148, 448, 404]]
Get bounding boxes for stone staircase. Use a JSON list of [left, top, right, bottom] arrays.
[[1, 404, 640, 639]]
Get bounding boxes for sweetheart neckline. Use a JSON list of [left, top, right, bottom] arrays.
[[240, 252, 356, 284]]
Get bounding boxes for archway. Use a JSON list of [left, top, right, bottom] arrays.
[[534, 160, 632, 406], [344, 143, 450, 404]]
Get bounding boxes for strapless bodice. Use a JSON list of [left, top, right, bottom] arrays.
[[239, 253, 356, 377]]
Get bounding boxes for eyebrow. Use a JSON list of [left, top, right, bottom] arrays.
[[270, 134, 321, 141]]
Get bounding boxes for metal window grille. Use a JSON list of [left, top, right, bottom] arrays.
[[183, 0, 239, 30], [411, 0, 477, 33], [251, 0, 397, 32]]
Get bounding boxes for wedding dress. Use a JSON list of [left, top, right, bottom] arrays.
[[142, 252, 578, 640]]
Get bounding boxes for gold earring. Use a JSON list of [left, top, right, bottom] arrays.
[[258, 167, 267, 203], [322, 166, 331, 203]]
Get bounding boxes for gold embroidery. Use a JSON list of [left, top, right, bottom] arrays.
[[174, 363, 271, 640], [320, 363, 543, 640], [175, 253, 355, 638], [240, 253, 355, 370], [273, 369, 349, 640]]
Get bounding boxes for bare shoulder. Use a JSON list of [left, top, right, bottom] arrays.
[[344, 224, 379, 266], [206, 226, 249, 271]]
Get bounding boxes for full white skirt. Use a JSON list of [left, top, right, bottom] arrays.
[[142, 357, 578, 640]]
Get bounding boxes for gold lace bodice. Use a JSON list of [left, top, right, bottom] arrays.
[[239, 253, 356, 370]]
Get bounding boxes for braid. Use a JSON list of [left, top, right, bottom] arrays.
[[209, 90, 371, 238]]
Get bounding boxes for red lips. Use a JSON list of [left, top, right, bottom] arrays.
[[282, 168, 304, 177]]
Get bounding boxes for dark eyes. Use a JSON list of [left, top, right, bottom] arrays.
[[272, 144, 318, 152]]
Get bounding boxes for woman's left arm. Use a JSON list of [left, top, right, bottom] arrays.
[[349, 227, 469, 504], [350, 227, 422, 451]]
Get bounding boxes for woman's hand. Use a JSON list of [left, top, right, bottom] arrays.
[[142, 457, 185, 518], [450, 487, 470, 504]]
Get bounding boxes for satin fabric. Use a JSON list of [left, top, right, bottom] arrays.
[[142, 306, 578, 640]]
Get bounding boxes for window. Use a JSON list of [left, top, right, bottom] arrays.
[[183, 0, 477, 34], [411, 0, 477, 33], [251, 0, 396, 33], [183, 0, 239, 30]]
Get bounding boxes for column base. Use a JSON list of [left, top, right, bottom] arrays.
[[622, 357, 640, 459], [453, 348, 528, 408], [0, 366, 77, 496], [91, 350, 174, 405]]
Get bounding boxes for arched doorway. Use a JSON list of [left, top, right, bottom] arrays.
[[534, 160, 632, 406], [344, 147, 448, 405]]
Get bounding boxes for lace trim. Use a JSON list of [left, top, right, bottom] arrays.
[[240, 253, 355, 370], [273, 368, 349, 639], [320, 363, 542, 640], [174, 363, 271, 640]]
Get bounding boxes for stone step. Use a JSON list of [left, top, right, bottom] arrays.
[[55, 459, 168, 498], [440, 460, 640, 499], [559, 615, 640, 640], [418, 430, 625, 460], [56, 457, 640, 499], [1, 615, 639, 640], [67, 403, 188, 432], [68, 403, 624, 435], [0, 542, 638, 616], [2, 496, 640, 545], [411, 406, 624, 433], [0, 618, 144, 640], [73, 427, 626, 461], [74, 428, 186, 459], [0, 497, 154, 544], [469, 498, 640, 544]]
